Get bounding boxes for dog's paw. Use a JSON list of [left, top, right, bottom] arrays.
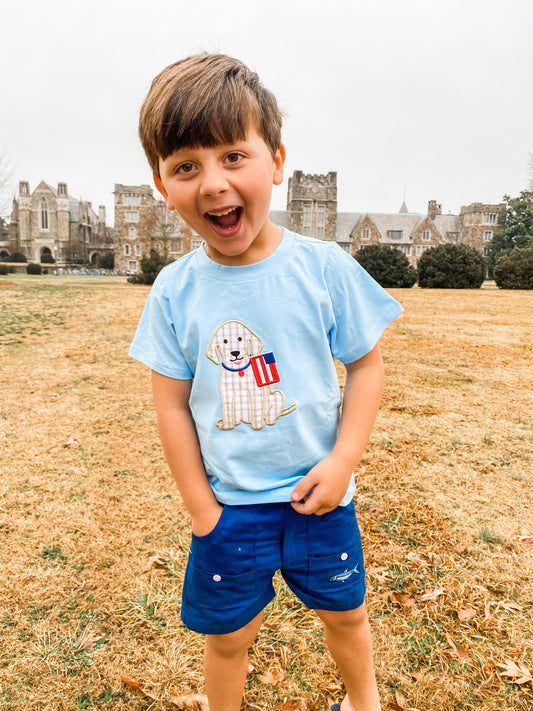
[[216, 419, 234, 430]]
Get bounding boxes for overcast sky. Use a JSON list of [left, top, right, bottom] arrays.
[[1, 0, 532, 224]]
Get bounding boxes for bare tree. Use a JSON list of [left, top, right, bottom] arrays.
[[0, 151, 13, 219], [144, 201, 182, 259]]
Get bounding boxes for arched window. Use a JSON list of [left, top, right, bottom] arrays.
[[40, 198, 49, 230]]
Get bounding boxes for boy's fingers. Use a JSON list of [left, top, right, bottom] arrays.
[[290, 472, 318, 502], [290, 496, 319, 515]]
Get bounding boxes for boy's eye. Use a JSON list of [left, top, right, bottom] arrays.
[[226, 152, 243, 164], [176, 162, 195, 174]]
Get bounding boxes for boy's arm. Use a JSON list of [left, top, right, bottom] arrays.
[[151, 370, 223, 536], [290, 343, 384, 516]]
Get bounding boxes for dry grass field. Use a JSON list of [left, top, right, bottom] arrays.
[[0, 274, 532, 711]]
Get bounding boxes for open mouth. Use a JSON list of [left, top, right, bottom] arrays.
[[206, 206, 243, 232]]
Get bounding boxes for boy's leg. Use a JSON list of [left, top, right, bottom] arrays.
[[316, 603, 381, 711], [203, 610, 264, 711]]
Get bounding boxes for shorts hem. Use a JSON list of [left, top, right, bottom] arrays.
[[181, 588, 275, 636], [285, 581, 366, 613]]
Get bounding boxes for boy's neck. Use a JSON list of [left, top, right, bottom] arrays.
[[203, 221, 283, 266]]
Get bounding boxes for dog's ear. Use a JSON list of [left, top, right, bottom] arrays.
[[246, 330, 263, 355], [206, 332, 222, 364]]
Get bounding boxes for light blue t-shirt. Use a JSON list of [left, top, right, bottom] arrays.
[[129, 229, 403, 505]]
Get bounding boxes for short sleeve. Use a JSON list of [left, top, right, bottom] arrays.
[[129, 279, 193, 379], [325, 244, 403, 363]]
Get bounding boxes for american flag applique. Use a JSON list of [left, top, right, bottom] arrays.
[[250, 352, 280, 387]]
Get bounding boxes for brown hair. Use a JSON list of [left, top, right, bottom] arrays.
[[139, 53, 283, 176]]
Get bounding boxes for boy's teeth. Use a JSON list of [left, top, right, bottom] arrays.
[[209, 207, 236, 216]]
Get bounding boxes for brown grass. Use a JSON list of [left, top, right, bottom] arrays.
[[0, 275, 532, 711]]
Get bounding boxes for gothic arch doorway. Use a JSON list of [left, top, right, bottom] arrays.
[[40, 247, 54, 263]]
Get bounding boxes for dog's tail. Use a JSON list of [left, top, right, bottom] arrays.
[[281, 404, 297, 417]]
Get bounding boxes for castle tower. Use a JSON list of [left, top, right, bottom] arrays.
[[286, 171, 337, 240], [459, 202, 504, 254], [56, 182, 70, 251], [17, 181, 32, 256]]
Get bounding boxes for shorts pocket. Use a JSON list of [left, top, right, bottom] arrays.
[[189, 504, 256, 577], [309, 545, 363, 584], [186, 564, 258, 610], [191, 504, 228, 541]]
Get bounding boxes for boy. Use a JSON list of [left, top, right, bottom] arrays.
[[130, 53, 403, 711]]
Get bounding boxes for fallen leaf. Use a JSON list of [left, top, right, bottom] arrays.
[[259, 666, 286, 686], [391, 592, 417, 609], [499, 600, 523, 613], [63, 437, 80, 449], [358, 507, 382, 519], [406, 551, 430, 567], [452, 544, 468, 554], [444, 633, 473, 665], [275, 700, 308, 711], [419, 586, 446, 601], [168, 694, 209, 710], [496, 658, 532, 685], [141, 554, 169, 574], [457, 606, 477, 621], [121, 676, 142, 691], [518, 535, 533, 543], [78, 633, 105, 650], [395, 688, 407, 707], [376, 590, 416, 608], [120, 676, 157, 701]]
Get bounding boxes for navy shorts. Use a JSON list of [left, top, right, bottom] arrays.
[[181, 500, 366, 635]]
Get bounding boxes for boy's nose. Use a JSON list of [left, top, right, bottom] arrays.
[[199, 165, 229, 197]]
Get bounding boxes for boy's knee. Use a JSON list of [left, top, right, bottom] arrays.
[[206, 612, 263, 657], [316, 603, 369, 632]]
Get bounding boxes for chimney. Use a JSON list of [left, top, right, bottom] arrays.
[[428, 200, 442, 220]]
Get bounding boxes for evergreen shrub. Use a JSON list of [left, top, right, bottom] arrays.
[[417, 244, 485, 288], [355, 245, 417, 288], [99, 252, 115, 270], [493, 247, 533, 289], [9, 252, 28, 262], [128, 249, 172, 285], [26, 262, 42, 275]]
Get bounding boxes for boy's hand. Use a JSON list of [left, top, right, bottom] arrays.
[[190, 502, 224, 537], [290, 455, 353, 516]]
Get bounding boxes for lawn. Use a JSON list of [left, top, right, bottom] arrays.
[[0, 276, 531, 711]]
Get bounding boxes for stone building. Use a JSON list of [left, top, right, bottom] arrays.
[[3, 172, 503, 272], [6, 180, 112, 264], [286, 171, 338, 241], [271, 171, 504, 266], [113, 183, 198, 273]]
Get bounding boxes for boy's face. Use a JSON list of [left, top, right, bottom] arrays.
[[154, 129, 285, 266]]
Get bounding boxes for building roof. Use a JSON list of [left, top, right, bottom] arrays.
[[366, 212, 425, 242], [336, 212, 363, 241], [433, 214, 463, 240]]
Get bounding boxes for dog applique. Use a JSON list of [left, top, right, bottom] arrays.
[[206, 320, 296, 430]]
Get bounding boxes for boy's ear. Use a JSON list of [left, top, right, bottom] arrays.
[[273, 143, 286, 186], [153, 174, 175, 211]]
